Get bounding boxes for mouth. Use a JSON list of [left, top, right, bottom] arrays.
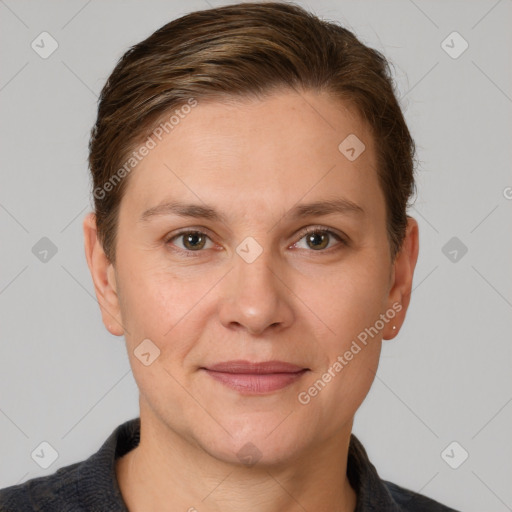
[[200, 360, 310, 394]]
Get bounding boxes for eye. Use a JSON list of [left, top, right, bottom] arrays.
[[166, 230, 214, 254], [165, 226, 347, 257], [292, 227, 346, 252]]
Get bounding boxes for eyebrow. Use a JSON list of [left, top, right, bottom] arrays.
[[139, 197, 365, 223]]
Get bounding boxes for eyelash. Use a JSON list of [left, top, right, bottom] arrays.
[[164, 226, 348, 257]]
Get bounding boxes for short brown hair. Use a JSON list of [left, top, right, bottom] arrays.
[[88, 1, 416, 265]]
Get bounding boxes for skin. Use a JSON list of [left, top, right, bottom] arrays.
[[83, 88, 419, 512]]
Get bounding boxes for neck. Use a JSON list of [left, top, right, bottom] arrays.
[[116, 412, 357, 512]]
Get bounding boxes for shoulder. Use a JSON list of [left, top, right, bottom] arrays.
[[383, 479, 461, 512], [0, 461, 84, 512], [0, 417, 139, 512], [348, 433, 461, 512]]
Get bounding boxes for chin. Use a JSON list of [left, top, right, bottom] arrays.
[[198, 418, 310, 469], [212, 439, 302, 469]]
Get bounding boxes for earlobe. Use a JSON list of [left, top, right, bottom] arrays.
[[383, 217, 419, 340], [83, 212, 125, 337]]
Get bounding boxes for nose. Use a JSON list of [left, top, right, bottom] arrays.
[[218, 248, 294, 336]]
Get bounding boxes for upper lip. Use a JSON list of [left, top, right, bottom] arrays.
[[203, 360, 308, 374]]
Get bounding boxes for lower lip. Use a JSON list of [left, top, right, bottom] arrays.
[[202, 369, 309, 394]]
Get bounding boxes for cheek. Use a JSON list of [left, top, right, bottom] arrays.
[[297, 269, 386, 428], [117, 268, 202, 404], [303, 256, 390, 348], [116, 256, 219, 363], [115, 258, 179, 340]]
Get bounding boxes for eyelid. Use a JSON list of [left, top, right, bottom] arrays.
[[165, 227, 215, 241], [294, 224, 346, 240]]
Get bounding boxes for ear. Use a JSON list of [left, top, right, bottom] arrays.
[[382, 216, 419, 340], [83, 212, 125, 336]]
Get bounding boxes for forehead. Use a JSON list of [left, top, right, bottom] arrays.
[[121, 89, 383, 221]]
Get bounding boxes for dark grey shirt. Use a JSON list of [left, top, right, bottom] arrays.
[[0, 417, 460, 511]]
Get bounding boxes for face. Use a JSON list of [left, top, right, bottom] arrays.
[[85, 89, 418, 466]]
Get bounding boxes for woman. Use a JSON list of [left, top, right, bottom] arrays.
[[0, 2, 460, 511]]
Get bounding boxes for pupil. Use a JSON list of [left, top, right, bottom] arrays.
[[308, 232, 327, 250], [186, 232, 203, 249]]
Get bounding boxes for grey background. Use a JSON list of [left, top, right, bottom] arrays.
[[1, 1, 511, 510]]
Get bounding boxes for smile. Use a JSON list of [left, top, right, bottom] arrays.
[[201, 360, 310, 394]]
